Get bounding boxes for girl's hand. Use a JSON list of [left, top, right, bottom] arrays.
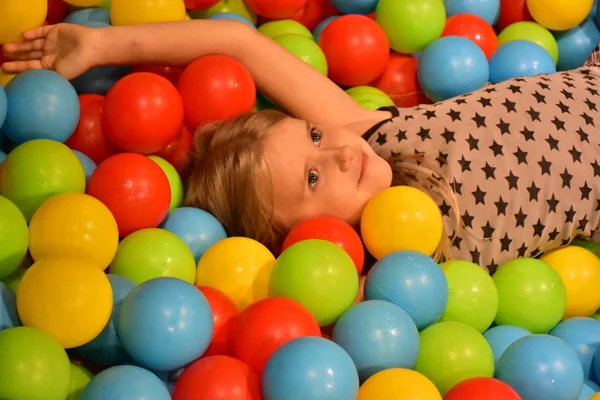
[[1, 23, 99, 80]]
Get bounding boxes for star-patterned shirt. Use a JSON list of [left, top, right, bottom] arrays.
[[362, 62, 600, 273]]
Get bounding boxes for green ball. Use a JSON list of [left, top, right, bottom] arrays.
[[593, 312, 600, 321], [2, 267, 27, 293], [0, 196, 28, 280], [68, 363, 93, 400], [415, 321, 494, 395], [572, 239, 600, 260], [498, 21, 559, 65], [273, 34, 328, 76], [376, 0, 446, 54], [110, 228, 196, 285], [0, 327, 71, 400], [0, 139, 86, 222], [148, 156, 183, 211], [269, 239, 359, 326], [259, 19, 313, 40], [99, 0, 111, 10], [493, 258, 566, 333], [439, 260, 498, 333], [346, 86, 394, 110], [189, 0, 258, 25]]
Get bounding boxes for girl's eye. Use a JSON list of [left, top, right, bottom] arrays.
[[311, 129, 322, 145], [308, 170, 319, 188]]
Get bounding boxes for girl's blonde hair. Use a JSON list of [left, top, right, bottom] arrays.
[[184, 110, 461, 261]]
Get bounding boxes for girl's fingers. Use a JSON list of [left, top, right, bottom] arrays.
[[3, 39, 45, 54], [1, 60, 43, 73], [5, 51, 44, 61], [22, 25, 53, 40]]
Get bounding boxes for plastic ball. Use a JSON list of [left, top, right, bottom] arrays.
[[288, 0, 340, 31], [418, 36, 490, 102], [526, 0, 593, 31], [372, 53, 429, 107], [258, 19, 312, 38], [189, 0, 258, 25], [554, 19, 600, 71], [274, 34, 328, 75], [483, 325, 531, 368], [541, 246, 600, 319], [0, 139, 86, 221], [81, 365, 171, 400], [155, 124, 193, 174], [443, 0, 501, 26], [496, 335, 584, 400], [0, 85, 6, 128], [312, 15, 339, 42], [64, 0, 104, 6], [358, 368, 441, 400], [172, 355, 261, 400], [375, 0, 446, 54], [329, 0, 377, 14], [550, 317, 600, 379], [489, 40, 556, 83], [442, 13, 499, 59], [346, 86, 394, 110], [0, 0, 47, 44], [498, 21, 558, 64], [246, 0, 307, 19], [581, 381, 600, 400], [0, 196, 28, 279], [76, 274, 136, 367], [0, 327, 71, 399], [185, 0, 221, 10], [196, 237, 275, 311], [231, 297, 321, 376], [2, 267, 26, 294], [132, 64, 182, 86], [415, 321, 495, 396], [73, 150, 97, 183], [197, 286, 239, 357], [68, 363, 93, 399], [497, 0, 534, 30], [65, 94, 118, 165], [269, 239, 359, 326], [332, 300, 420, 382], [262, 337, 359, 400], [0, 70, 16, 87], [282, 216, 365, 275], [3, 70, 79, 144], [365, 250, 448, 330], [444, 377, 522, 400], [493, 258, 566, 333], [86, 153, 171, 237], [47, 0, 69, 24], [148, 156, 183, 211], [161, 207, 227, 264], [111, 0, 187, 25], [439, 259, 498, 333], [208, 11, 257, 27], [118, 278, 214, 372], [64, 7, 111, 25], [178, 55, 256, 127], [70, 64, 132, 96], [0, 281, 20, 331], [318, 15, 389, 86]]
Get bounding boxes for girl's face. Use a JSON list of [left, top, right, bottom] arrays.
[[263, 117, 393, 229]]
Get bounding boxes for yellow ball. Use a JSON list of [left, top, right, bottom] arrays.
[[0, 71, 17, 87], [361, 186, 443, 259], [196, 237, 275, 311], [526, 0, 593, 31], [29, 193, 119, 270], [63, 0, 104, 6], [111, 0, 187, 26], [149, 156, 183, 211], [17, 257, 113, 349], [590, 393, 600, 400], [540, 246, 600, 319], [0, 0, 47, 44], [358, 368, 442, 400]]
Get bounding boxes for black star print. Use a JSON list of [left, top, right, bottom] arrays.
[[452, 180, 463, 195], [577, 128, 589, 143], [439, 200, 451, 217], [591, 160, 600, 177], [478, 97, 492, 107], [517, 243, 528, 257], [472, 113, 486, 128], [513, 147, 528, 165], [452, 234, 463, 250], [404, 114, 414, 121], [520, 126, 535, 141], [482, 221, 495, 239], [537, 81, 550, 90], [500, 233, 512, 252], [569, 146, 582, 163], [565, 206, 576, 223], [545, 134, 559, 151], [502, 98, 516, 112], [532, 91, 546, 103], [560, 168, 573, 188], [526, 107, 541, 121], [441, 128, 456, 143], [514, 208, 527, 227], [578, 216, 589, 231], [484, 87, 497, 93], [560, 88, 574, 99], [496, 119, 511, 135], [470, 247, 481, 265], [436, 151, 448, 167], [458, 156, 472, 172], [396, 129, 407, 142], [551, 117, 566, 131], [423, 110, 436, 119], [472, 186, 486, 205], [417, 127, 431, 141], [580, 182, 592, 200], [495, 196, 508, 215], [585, 98, 597, 111], [527, 182, 541, 201], [548, 228, 559, 241], [447, 109, 461, 121], [564, 81, 576, 88], [540, 76, 551, 82], [506, 171, 519, 190], [489, 141, 503, 157], [538, 156, 552, 175], [556, 101, 570, 114], [547, 194, 559, 213], [532, 219, 545, 237], [487, 260, 498, 274], [508, 84, 522, 94], [466, 134, 479, 150], [482, 162, 496, 179], [587, 87, 599, 96], [462, 211, 474, 228], [581, 112, 595, 126], [455, 98, 467, 105], [376, 133, 387, 145]]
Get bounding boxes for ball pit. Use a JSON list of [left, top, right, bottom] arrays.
[[358, 368, 442, 400], [274, 33, 328, 75], [111, 0, 187, 25], [197, 285, 239, 357], [497, 21, 559, 64], [489, 40, 557, 83], [0, 195, 28, 279], [81, 365, 171, 400]]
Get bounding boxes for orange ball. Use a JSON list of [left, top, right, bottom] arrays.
[[197, 286, 239, 357]]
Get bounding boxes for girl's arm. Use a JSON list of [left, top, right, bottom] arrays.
[[2, 20, 389, 128]]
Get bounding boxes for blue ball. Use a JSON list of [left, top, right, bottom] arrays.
[[489, 40, 556, 83], [64, 8, 111, 25], [594, 345, 600, 384], [443, 0, 500, 25], [3, 70, 80, 144], [0, 84, 6, 129], [262, 337, 359, 400], [313, 16, 339, 42], [332, 300, 419, 382], [418, 36, 490, 102], [554, 19, 600, 71], [161, 207, 227, 263], [118, 277, 213, 372], [596, 4, 600, 30], [329, 0, 378, 14], [70, 65, 132, 96], [497, 335, 585, 400], [580, 380, 600, 400], [0, 151, 6, 165], [483, 325, 531, 368], [0, 281, 20, 331], [73, 150, 97, 184], [550, 318, 600, 380], [208, 12, 256, 29], [364, 250, 448, 330], [81, 365, 171, 400], [77, 275, 136, 367], [591, 0, 599, 19]]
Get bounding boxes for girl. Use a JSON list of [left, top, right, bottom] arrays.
[[3, 20, 600, 272]]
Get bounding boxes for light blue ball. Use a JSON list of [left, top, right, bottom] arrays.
[[364, 250, 448, 330], [554, 19, 600, 71], [208, 12, 256, 29], [160, 207, 227, 263], [497, 335, 585, 400], [329, 0, 378, 15], [594, 343, 600, 384], [483, 325, 531, 368], [418, 36, 490, 102], [550, 318, 600, 380], [443, 0, 500, 26], [3, 70, 80, 144], [591, 0, 598, 19], [489, 40, 556, 83], [262, 337, 359, 400], [313, 16, 339, 42], [118, 277, 214, 372], [0, 151, 6, 165], [596, 5, 600, 30], [73, 150, 97, 184], [0, 84, 6, 129], [64, 8, 111, 25], [0, 281, 20, 332], [77, 274, 136, 367], [70, 65, 132, 96], [579, 380, 600, 400], [81, 365, 171, 400], [332, 300, 419, 382]]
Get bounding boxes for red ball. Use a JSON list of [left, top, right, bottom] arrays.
[[66, 94, 119, 164], [319, 14, 390, 87], [177, 55, 256, 128], [86, 153, 171, 237], [444, 377, 522, 400], [246, 0, 307, 19], [184, 0, 221, 10], [47, 0, 69, 25], [282, 216, 365, 275], [372, 52, 429, 108], [288, 0, 339, 30], [103, 72, 184, 154], [155, 125, 194, 174], [496, 0, 534, 31], [132, 64, 183, 86], [197, 286, 239, 357], [172, 355, 261, 400], [230, 297, 321, 376], [442, 14, 499, 59]]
